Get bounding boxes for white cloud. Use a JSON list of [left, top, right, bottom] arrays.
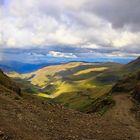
[[48, 51, 77, 58], [0, 0, 140, 58], [112, 32, 139, 48]]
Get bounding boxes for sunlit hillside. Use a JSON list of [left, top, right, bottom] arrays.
[[8, 62, 123, 111], [7, 56, 140, 112]]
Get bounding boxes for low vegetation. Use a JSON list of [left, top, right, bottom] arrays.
[[6, 57, 140, 112], [0, 70, 21, 95], [7, 61, 118, 112]]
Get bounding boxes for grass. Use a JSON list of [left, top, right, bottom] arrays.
[[37, 80, 96, 99], [29, 62, 83, 87], [4, 59, 140, 113], [7, 62, 121, 112], [0, 70, 20, 94], [93, 96, 116, 115], [52, 85, 112, 112], [37, 93, 52, 98], [74, 67, 108, 76]]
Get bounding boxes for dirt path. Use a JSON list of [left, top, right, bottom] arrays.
[[1, 91, 140, 140], [105, 93, 140, 139]]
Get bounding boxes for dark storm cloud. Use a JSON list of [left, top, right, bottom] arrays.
[[86, 0, 140, 30]]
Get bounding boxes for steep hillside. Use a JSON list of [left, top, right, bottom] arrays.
[[112, 70, 140, 101], [95, 58, 140, 86], [123, 56, 140, 72], [0, 69, 21, 95], [110, 69, 140, 120]]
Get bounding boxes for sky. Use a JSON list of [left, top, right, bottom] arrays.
[[0, 0, 140, 63]]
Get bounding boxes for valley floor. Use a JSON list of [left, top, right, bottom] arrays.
[[0, 91, 140, 140]]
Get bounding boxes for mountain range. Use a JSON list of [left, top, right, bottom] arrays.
[[0, 57, 140, 139], [6, 57, 140, 112], [0, 61, 61, 73]]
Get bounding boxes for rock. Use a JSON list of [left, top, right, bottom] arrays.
[[96, 130, 102, 134], [0, 130, 4, 137], [17, 114, 23, 120]]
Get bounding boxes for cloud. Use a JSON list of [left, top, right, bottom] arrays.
[[85, 0, 140, 30], [48, 51, 77, 58], [0, 0, 140, 60]]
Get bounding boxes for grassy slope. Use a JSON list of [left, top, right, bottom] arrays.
[[112, 71, 140, 94], [53, 85, 112, 112], [0, 70, 20, 94], [11, 57, 140, 112], [7, 62, 123, 111]]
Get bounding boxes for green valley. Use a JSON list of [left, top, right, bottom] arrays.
[[7, 61, 123, 111], [7, 57, 140, 112]]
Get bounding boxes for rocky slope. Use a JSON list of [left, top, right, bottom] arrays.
[[0, 85, 140, 140]]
